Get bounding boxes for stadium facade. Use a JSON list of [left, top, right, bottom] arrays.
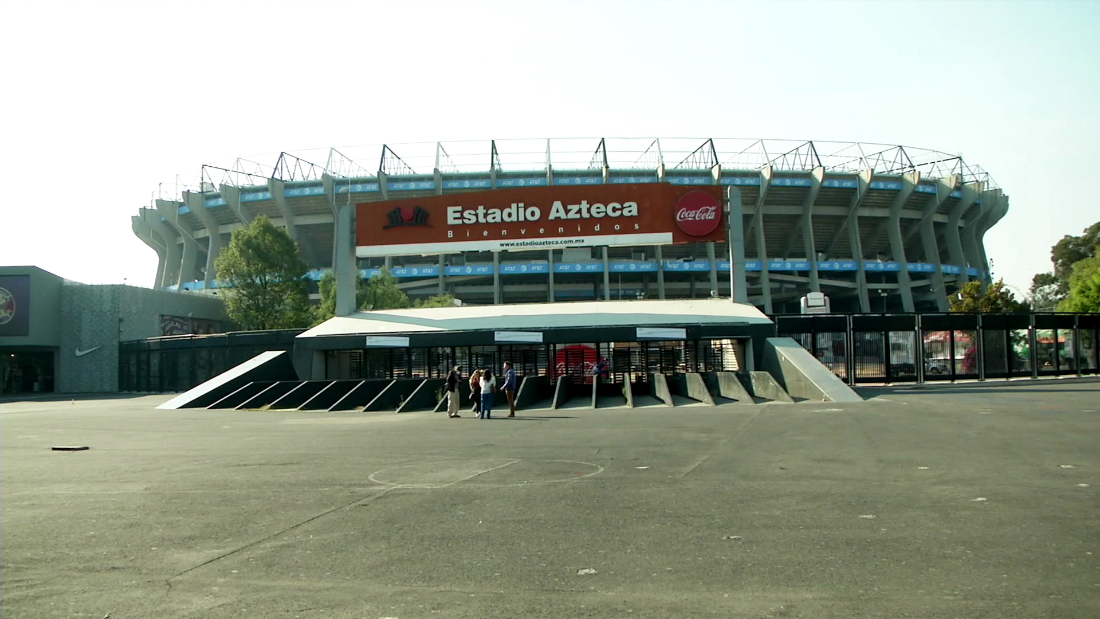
[[132, 138, 1007, 314]]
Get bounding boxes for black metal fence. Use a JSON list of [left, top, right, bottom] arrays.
[[776, 313, 1100, 385], [118, 330, 303, 393], [323, 339, 745, 386], [119, 313, 1100, 393], [120, 333, 745, 394]]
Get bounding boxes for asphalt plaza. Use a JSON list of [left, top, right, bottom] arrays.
[[2, 380, 1099, 618]]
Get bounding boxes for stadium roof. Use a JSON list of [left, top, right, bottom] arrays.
[[153, 138, 998, 202]]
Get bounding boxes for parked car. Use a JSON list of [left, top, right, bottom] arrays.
[[925, 358, 951, 374]]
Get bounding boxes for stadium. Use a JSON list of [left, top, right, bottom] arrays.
[[132, 138, 1007, 314]]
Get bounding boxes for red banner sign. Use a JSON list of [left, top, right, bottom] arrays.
[[355, 183, 724, 257]]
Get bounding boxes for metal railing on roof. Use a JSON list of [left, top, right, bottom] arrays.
[[153, 138, 1000, 199]]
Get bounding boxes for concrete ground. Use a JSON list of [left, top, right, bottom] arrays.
[[2, 379, 1099, 619]]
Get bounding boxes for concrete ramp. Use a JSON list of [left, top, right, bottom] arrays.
[[271, 381, 331, 410], [551, 377, 568, 409], [516, 376, 553, 411], [237, 381, 298, 409], [303, 380, 361, 411], [330, 380, 389, 412], [684, 373, 715, 406], [649, 373, 675, 407], [747, 372, 794, 403], [706, 371, 755, 404], [206, 381, 274, 410], [396, 379, 445, 413], [156, 350, 297, 410], [761, 337, 863, 403]]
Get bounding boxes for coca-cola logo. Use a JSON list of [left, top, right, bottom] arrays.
[[674, 191, 722, 236]]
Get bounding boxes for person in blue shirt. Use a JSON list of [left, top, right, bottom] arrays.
[[479, 369, 495, 419], [502, 361, 518, 417], [595, 357, 610, 382]]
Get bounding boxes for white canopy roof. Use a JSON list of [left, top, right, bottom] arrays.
[[298, 299, 771, 339]]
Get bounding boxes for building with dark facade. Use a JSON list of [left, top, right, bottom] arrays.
[[0, 266, 227, 395]]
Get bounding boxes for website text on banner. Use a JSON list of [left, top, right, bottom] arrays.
[[355, 184, 724, 257]]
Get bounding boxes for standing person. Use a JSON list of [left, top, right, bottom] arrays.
[[479, 369, 495, 419], [594, 357, 610, 382], [502, 361, 518, 417], [469, 369, 482, 416], [445, 365, 462, 418]]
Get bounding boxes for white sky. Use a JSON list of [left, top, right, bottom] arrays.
[[2, 0, 1098, 300]]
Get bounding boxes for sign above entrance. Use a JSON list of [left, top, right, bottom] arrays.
[[366, 336, 410, 348], [495, 331, 544, 344], [636, 327, 687, 340], [355, 183, 725, 258]]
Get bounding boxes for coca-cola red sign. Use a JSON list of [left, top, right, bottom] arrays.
[[674, 190, 722, 236]]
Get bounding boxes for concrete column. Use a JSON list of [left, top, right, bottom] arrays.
[[493, 252, 501, 305], [945, 182, 979, 284], [976, 195, 1008, 286], [547, 249, 555, 302], [438, 255, 445, 295], [155, 199, 204, 287], [322, 173, 352, 296], [918, 175, 959, 311], [131, 214, 167, 289], [655, 245, 666, 300], [144, 212, 181, 289], [333, 200, 357, 317], [267, 178, 298, 240], [964, 189, 997, 288], [602, 246, 611, 301], [745, 166, 773, 312], [321, 173, 342, 269], [844, 169, 874, 312], [377, 171, 389, 200], [185, 191, 222, 290], [886, 172, 919, 312], [268, 178, 322, 268], [706, 242, 718, 296], [800, 168, 824, 292], [218, 184, 254, 225], [726, 187, 748, 304]]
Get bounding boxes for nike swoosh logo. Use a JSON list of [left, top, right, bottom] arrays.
[[75, 346, 102, 357]]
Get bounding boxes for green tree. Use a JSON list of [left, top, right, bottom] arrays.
[[1028, 272, 1061, 312], [949, 278, 1029, 313], [1030, 221, 1100, 305], [311, 268, 457, 324], [360, 267, 409, 311], [1058, 257, 1100, 313], [312, 270, 338, 325], [414, 293, 457, 308], [214, 215, 311, 330], [311, 270, 372, 325]]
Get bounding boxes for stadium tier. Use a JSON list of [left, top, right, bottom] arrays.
[[133, 138, 1006, 313]]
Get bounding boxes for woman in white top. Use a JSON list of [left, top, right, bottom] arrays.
[[479, 370, 495, 419]]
